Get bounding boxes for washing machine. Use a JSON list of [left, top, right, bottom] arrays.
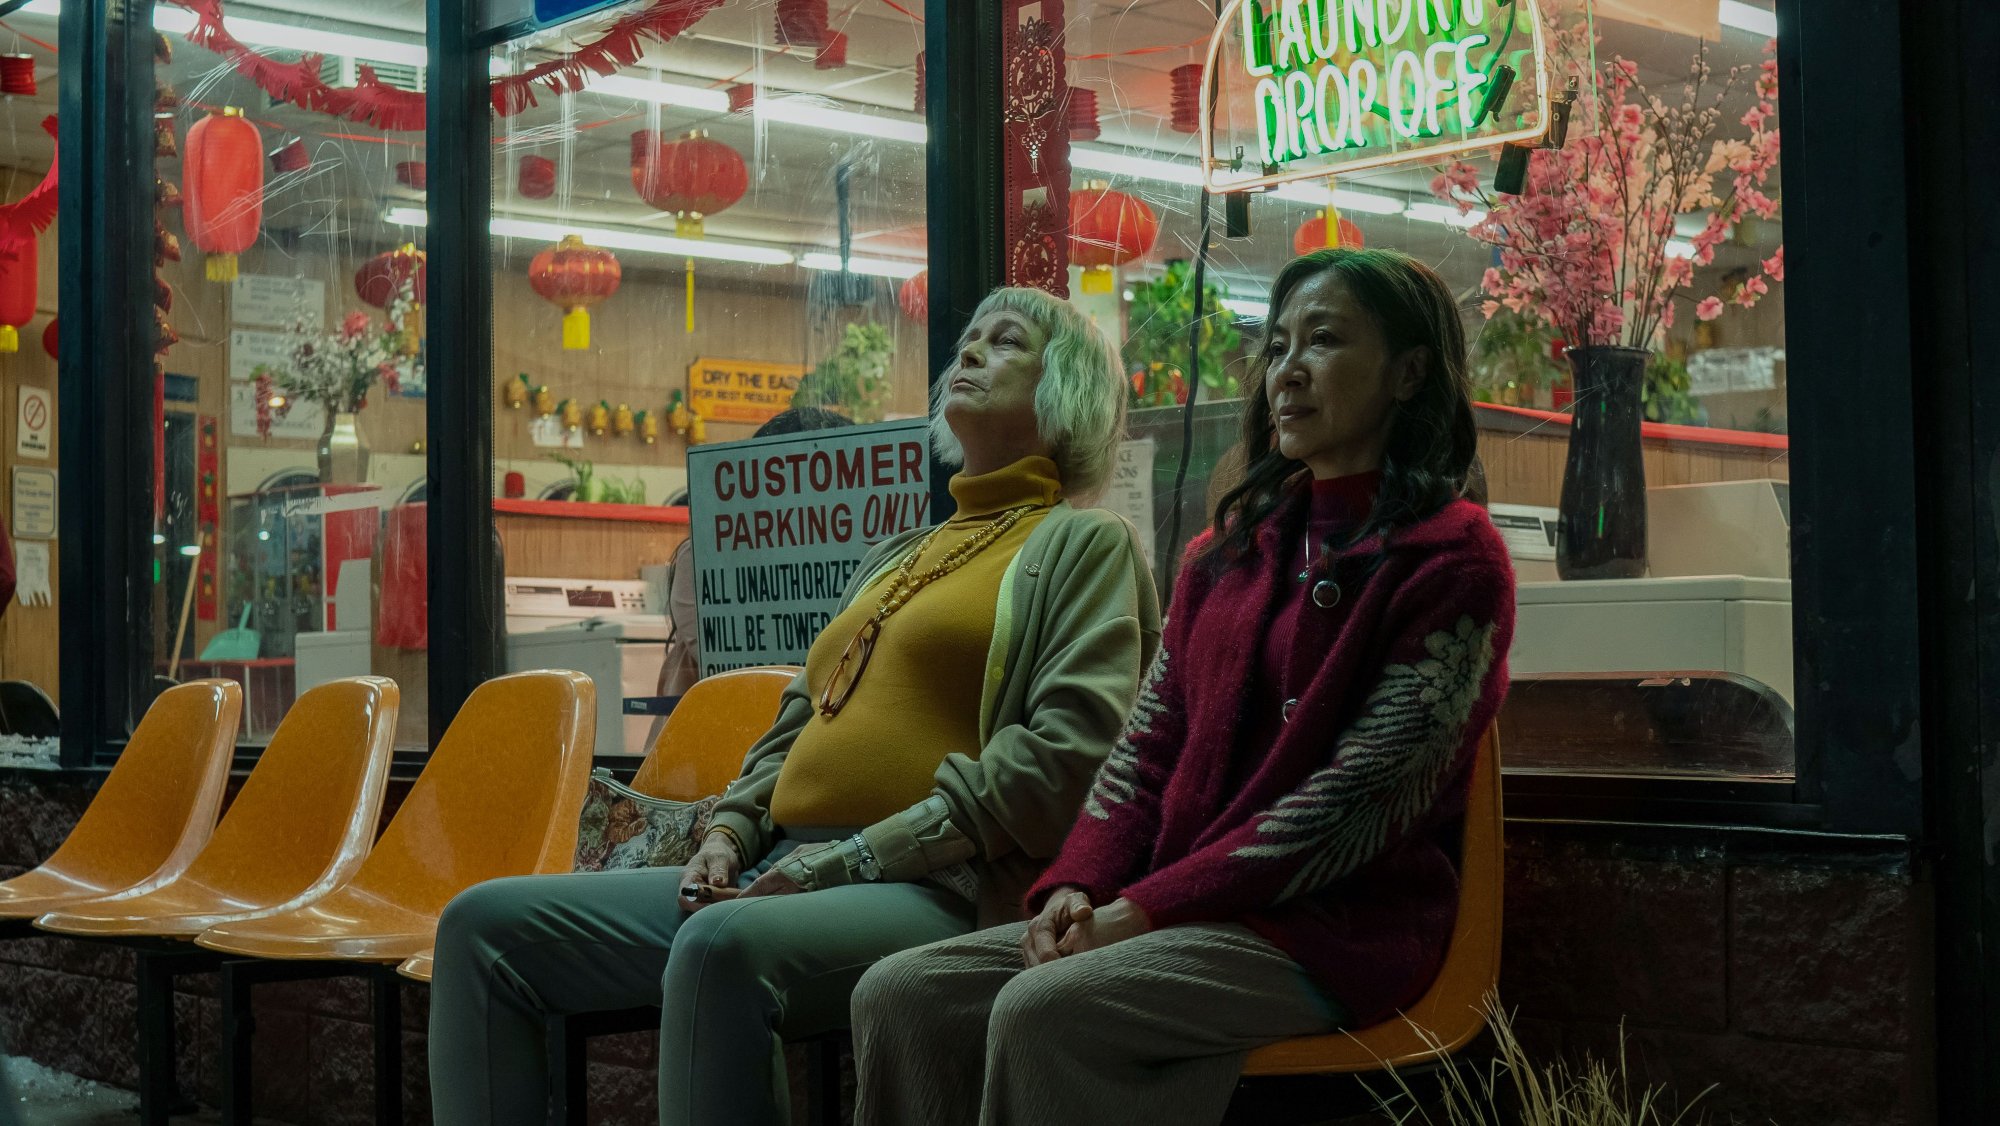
[[504, 576, 669, 757]]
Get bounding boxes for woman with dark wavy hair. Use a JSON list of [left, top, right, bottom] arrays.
[[851, 249, 1517, 1126]]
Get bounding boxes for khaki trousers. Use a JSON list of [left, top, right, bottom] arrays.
[[428, 851, 974, 1126], [851, 919, 1347, 1126]]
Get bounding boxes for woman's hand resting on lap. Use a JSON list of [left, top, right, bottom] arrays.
[[1021, 887, 1094, 967], [739, 867, 805, 899], [677, 832, 743, 912], [1054, 897, 1151, 957]]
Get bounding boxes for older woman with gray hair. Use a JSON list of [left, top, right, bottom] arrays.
[[429, 286, 1161, 1126]]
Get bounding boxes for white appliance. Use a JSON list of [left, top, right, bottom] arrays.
[[1512, 576, 1793, 705], [295, 559, 376, 694], [504, 577, 669, 756]]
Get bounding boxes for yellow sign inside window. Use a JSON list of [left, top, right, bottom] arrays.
[[1201, 0, 1552, 192], [688, 356, 809, 426]]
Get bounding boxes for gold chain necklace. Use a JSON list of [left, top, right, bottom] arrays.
[[817, 504, 1039, 717]]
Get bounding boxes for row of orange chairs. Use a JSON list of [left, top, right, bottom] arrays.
[[0, 667, 1505, 1125]]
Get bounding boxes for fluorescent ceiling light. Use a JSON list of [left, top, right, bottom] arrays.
[[798, 252, 925, 279], [759, 98, 928, 144], [1717, 1, 1777, 37], [1270, 182, 1406, 216], [146, 6, 428, 68], [1404, 202, 1486, 229], [1221, 297, 1270, 318], [586, 74, 732, 114], [1073, 146, 1404, 215], [383, 206, 795, 265]]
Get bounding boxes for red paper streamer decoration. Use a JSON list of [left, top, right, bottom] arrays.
[[1292, 213, 1365, 255], [631, 130, 747, 238], [1066, 86, 1099, 141], [726, 83, 756, 114], [898, 269, 929, 324], [183, 107, 264, 282], [0, 55, 35, 97], [775, 0, 829, 47], [195, 416, 221, 621], [0, 235, 35, 353], [270, 137, 308, 173], [815, 31, 848, 69], [396, 160, 427, 189], [1169, 62, 1203, 134], [0, 117, 58, 245], [42, 316, 57, 360], [529, 235, 621, 351], [1068, 182, 1158, 294], [518, 154, 556, 199]]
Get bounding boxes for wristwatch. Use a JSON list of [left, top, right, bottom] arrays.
[[850, 834, 881, 882]]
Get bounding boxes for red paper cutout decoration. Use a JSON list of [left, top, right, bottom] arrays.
[[815, 31, 848, 69], [356, 243, 427, 354], [898, 269, 929, 324], [631, 130, 747, 238], [183, 107, 263, 282], [775, 0, 829, 47], [1169, 63, 1203, 134], [529, 235, 621, 351], [396, 161, 427, 189], [519, 154, 556, 199], [1293, 212, 1365, 255], [270, 137, 308, 173], [914, 52, 926, 113], [1067, 86, 1100, 141], [0, 235, 35, 353], [1068, 182, 1157, 294], [727, 83, 756, 113], [42, 316, 57, 360], [0, 56, 36, 97]]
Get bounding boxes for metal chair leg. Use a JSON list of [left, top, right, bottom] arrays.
[[134, 951, 178, 1126], [803, 1036, 844, 1126], [372, 967, 404, 1126], [220, 960, 257, 1126], [555, 1015, 590, 1126]]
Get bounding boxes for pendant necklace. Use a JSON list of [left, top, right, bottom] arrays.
[[1299, 528, 1342, 610]]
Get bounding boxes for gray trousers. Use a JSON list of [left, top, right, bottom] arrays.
[[851, 919, 1346, 1126], [428, 851, 975, 1126]]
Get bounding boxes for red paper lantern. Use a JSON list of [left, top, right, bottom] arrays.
[[1170, 64, 1204, 134], [631, 130, 748, 238], [727, 84, 756, 114], [396, 161, 427, 189], [529, 235, 621, 351], [815, 31, 848, 70], [270, 138, 308, 173], [42, 316, 56, 360], [518, 155, 556, 199], [775, 0, 828, 48], [0, 235, 35, 353], [183, 107, 264, 282], [1067, 86, 1100, 142], [898, 269, 929, 324], [1069, 182, 1159, 295], [1293, 213, 1365, 255], [0, 55, 36, 98], [356, 243, 428, 354], [503, 471, 526, 499]]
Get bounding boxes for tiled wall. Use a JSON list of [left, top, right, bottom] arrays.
[[2, 776, 1930, 1125]]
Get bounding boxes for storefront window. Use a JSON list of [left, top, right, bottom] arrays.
[[1064, 0, 1792, 781], [0, 7, 59, 763], [150, 0, 431, 749], [479, 1, 928, 757]]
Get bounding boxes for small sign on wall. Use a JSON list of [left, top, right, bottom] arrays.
[[11, 466, 56, 539], [15, 384, 51, 459], [232, 274, 326, 329], [1095, 438, 1157, 568], [688, 356, 808, 426]]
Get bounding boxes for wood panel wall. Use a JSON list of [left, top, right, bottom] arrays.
[[1479, 423, 1790, 509]]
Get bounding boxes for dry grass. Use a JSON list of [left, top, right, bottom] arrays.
[[1361, 995, 1723, 1126]]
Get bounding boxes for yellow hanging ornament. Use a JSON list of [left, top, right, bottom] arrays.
[[613, 403, 635, 438], [668, 392, 691, 436], [587, 400, 611, 436], [638, 410, 659, 445], [503, 373, 529, 410], [687, 412, 707, 445], [559, 398, 583, 431], [533, 385, 555, 416], [684, 257, 696, 334]]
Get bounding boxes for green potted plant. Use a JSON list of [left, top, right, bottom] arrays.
[[1123, 260, 1244, 405], [792, 321, 895, 423]]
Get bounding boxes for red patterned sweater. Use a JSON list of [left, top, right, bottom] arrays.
[[1031, 484, 1516, 1025]]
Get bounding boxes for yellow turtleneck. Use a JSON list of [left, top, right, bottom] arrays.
[[768, 455, 1064, 829]]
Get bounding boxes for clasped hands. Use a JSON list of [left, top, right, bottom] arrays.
[[1020, 886, 1151, 967]]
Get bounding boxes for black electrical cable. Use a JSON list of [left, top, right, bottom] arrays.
[[1163, 1, 1224, 589]]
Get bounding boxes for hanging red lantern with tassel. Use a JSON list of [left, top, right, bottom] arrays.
[[0, 55, 36, 98], [529, 235, 621, 351], [0, 234, 35, 353], [356, 243, 428, 355], [898, 270, 929, 324], [1293, 211, 1365, 255], [1069, 182, 1159, 295], [631, 130, 748, 238], [1067, 87, 1100, 141], [183, 107, 264, 283], [1169, 63, 1203, 134]]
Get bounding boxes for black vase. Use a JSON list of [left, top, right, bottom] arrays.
[[1555, 346, 1649, 580]]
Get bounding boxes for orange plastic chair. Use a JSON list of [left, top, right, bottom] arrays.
[[629, 665, 800, 800], [395, 664, 799, 985], [195, 668, 596, 963], [33, 677, 398, 938], [1242, 726, 1503, 1077], [0, 680, 241, 922]]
